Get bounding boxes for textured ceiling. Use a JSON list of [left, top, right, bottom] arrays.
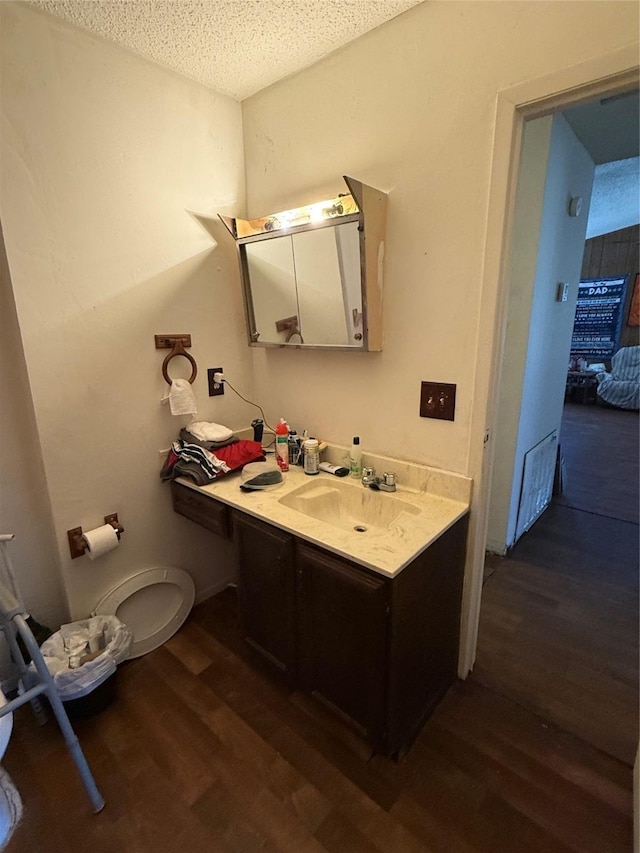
[[561, 90, 639, 237], [587, 157, 640, 239], [29, 0, 422, 101]]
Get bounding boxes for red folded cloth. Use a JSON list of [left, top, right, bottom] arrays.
[[213, 440, 265, 472]]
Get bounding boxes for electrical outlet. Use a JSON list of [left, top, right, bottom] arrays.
[[419, 381, 456, 421], [208, 367, 224, 396]]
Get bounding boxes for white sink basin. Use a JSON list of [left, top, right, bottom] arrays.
[[278, 477, 421, 532]]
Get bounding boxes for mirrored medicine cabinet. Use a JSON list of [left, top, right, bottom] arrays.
[[219, 176, 387, 351]]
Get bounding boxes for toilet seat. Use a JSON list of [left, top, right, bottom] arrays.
[[94, 567, 195, 659]]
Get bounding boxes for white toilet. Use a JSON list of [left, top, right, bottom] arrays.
[[93, 567, 195, 659]]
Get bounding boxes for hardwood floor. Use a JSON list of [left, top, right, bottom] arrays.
[[555, 402, 639, 524], [4, 583, 634, 852], [475, 402, 639, 765], [2, 401, 636, 851]]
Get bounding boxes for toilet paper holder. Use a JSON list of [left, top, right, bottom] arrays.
[[67, 514, 125, 559]]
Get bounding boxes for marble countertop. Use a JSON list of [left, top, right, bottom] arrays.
[[176, 446, 471, 578]]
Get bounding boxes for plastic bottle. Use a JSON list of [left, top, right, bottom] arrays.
[[349, 436, 362, 478], [319, 462, 349, 477], [251, 418, 264, 443], [275, 419, 289, 471], [303, 438, 320, 475], [288, 429, 302, 466]]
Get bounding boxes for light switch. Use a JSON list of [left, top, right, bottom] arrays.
[[420, 382, 456, 421]]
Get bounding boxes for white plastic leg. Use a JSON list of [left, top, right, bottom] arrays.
[[12, 613, 105, 813]]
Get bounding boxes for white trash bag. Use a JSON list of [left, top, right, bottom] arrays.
[[33, 615, 132, 700]]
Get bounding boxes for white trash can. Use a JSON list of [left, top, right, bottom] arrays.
[[34, 615, 132, 719]]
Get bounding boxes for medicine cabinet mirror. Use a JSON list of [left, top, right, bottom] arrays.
[[219, 176, 387, 351]]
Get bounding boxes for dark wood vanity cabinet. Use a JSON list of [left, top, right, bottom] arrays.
[[230, 508, 468, 756], [172, 481, 468, 757], [385, 519, 468, 753], [233, 512, 297, 679]]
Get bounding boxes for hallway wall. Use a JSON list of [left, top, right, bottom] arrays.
[[487, 114, 595, 553]]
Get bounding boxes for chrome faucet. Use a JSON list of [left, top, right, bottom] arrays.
[[362, 468, 397, 492]]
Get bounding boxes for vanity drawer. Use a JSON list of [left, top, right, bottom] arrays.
[[170, 481, 230, 538]]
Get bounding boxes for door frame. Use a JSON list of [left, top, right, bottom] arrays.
[[460, 44, 639, 678]]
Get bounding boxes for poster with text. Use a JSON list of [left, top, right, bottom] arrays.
[[570, 275, 628, 361]]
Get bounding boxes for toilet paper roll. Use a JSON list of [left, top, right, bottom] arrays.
[[83, 524, 119, 560]]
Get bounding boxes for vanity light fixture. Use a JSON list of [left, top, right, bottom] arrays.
[[322, 202, 344, 218], [227, 192, 359, 239]]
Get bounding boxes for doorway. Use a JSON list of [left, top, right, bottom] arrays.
[[461, 46, 639, 675], [486, 94, 639, 557], [470, 70, 639, 764]]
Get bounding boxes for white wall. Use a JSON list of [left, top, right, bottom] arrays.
[[0, 225, 67, 629], [0, 4, 252, 618], [504, 115, 594, 546], [486, 115, 554, 553], [240, 1, 637, 477], [487, 114, 595, 552]]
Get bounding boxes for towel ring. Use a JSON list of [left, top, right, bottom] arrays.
[[285, 327, 304, 344], [162, 341, 197, 385]]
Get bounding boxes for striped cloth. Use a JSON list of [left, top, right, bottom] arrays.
[[159, 440, 230, 486], [160, 439, 265, 486]]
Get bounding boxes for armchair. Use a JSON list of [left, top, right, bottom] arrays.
[[595, 346, 640, 410]]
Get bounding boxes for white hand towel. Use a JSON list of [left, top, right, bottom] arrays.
[[186, 421, 234, 442], [167, 379, 197, 416]]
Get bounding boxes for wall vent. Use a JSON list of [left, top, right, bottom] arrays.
[[515, 430, 558, 542]]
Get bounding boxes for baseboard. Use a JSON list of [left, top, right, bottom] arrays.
[[485, 540, 507, 556], [194, 575, 236, 605]]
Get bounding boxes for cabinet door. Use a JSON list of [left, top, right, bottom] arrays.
[[297, 544, 387, 743], [386, 516, 468, 755], [234, 512, 296, 677]]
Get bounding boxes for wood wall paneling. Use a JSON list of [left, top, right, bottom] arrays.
[[581, 225, 639, 348]]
